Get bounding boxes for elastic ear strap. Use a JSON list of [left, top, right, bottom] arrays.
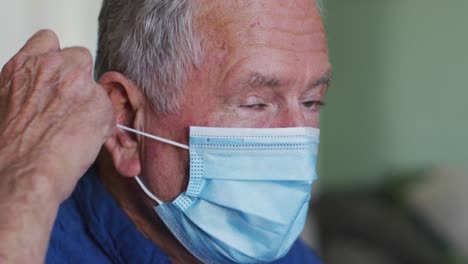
[[135, 176, 164, 205], [117, 125, 189, 150]]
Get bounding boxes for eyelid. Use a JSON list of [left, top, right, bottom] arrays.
[[302, 100, 325, 110], [305, 100, 325, 106], [239, 103, 269, 109], [241, 96, 266, 106], [238, 96, 270, 112]]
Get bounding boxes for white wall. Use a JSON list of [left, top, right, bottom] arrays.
[[0, 0, 102, 66]]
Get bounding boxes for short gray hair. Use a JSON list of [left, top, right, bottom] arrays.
[[95, 0, 201, 113], [95, 0, 324, 114]]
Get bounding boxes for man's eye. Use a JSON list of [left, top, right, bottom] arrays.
[[240, 103, 269, 110], [303, 101, 325, 110]]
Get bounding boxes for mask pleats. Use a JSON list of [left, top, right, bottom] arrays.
[[201, 151, 317, 182], [149, 127, 321, 263], [196, 180, 310, 226], [183, 198, 287, 259]]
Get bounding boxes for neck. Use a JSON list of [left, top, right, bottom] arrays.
[[96, 154, 201, 264]]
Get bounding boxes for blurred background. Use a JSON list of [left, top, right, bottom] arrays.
[[312, 1, 468, 263], [1, 1, 467, 263]]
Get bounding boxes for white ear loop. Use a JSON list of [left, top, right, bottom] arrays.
[[117, 125, 189, 150], [135, 176, 164, 205], [117, 124, 189, 205]]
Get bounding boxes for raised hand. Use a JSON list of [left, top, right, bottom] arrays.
[[0, 29, 115, 263]]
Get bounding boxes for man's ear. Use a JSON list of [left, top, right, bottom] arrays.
[[98, 71, 144, 178]]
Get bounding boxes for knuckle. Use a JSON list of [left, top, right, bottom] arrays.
[[63, 69, 93, 97], [35, 53, 63, 73], [37, 29, 56, 37], [36, 29, 59, 46], [69, 67, 90, 82], [74, 46, 92, 57], [72, 47, 93, 65]]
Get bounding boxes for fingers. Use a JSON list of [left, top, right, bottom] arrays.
[[0, 30, 96, 117], [19, 30, 60, 58], [59, 47, 94, 74], [1, 30, 60, 79], [6, 30, 92, 75]]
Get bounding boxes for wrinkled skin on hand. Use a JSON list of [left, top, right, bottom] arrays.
[[0, 29, 116, 262], [0, 29, 115, 204]]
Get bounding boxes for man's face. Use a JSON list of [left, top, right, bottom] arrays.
[[139, 0, 330, 201]]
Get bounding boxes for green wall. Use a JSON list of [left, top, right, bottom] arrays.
[[319, 0, 468, 189]]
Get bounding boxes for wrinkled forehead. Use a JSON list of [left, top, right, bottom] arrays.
[[195, 0, 324, 51]]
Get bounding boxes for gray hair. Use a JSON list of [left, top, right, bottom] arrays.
[[95, 0, 201, 113], [95, 0, 324, 114]]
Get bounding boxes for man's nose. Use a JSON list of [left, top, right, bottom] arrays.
[[274, 106, 306, 128]]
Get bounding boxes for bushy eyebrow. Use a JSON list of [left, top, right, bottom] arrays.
[[310, 71, 332, 88], [240, 71, 332, 90], [242, 72, 283, 89]]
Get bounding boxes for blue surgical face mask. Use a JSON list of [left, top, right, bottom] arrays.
[[118, 125, 320, 264]]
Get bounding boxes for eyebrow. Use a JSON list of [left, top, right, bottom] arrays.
[[310, 71, 332, 88], [241, 72, 283, 89], [241, 71, 332, 90]]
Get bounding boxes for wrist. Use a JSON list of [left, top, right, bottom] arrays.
[[0, 169, 61, 263], [0, 166, 63, 209]]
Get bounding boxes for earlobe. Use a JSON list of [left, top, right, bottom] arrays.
[[104, 129, 141, 177], [99, 71, 143, 177]]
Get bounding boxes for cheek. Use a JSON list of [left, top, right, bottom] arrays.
[[305, 112, 320, 128], [202, 107, 274, 128], [142, 141, 190, 201], [178, 89, 224, 127]]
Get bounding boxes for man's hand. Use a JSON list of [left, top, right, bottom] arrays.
[[0, 30, 115, 262]]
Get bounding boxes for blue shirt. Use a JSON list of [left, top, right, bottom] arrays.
[[46, 168, 322, 263]]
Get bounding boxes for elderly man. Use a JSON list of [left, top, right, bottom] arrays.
[[0, 0, 330, 263]]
